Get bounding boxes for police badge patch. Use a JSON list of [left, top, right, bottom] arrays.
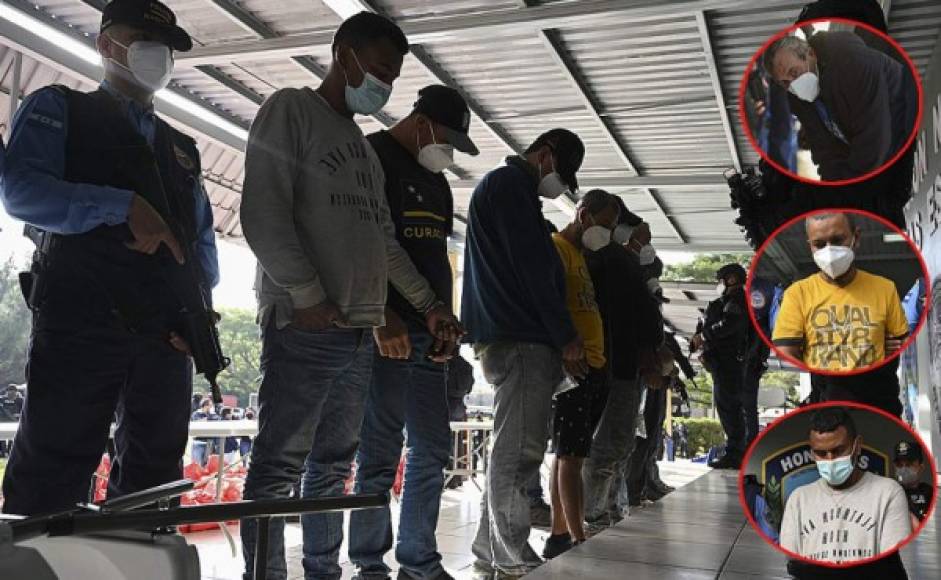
[[174, 145, 195, 171]]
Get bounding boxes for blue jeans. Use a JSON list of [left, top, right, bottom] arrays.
[[191, 440, 210, 467], [241, 323, 374, 580], [348, 326, 450, 579], [471, 342, 562, 576], [582, 376, 641, 523]]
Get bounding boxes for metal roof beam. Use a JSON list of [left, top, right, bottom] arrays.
[[695, 10, 741, 173], [176, 0, 803, 68], [450, 174, 726, 191], [539, 28, 686, 243]]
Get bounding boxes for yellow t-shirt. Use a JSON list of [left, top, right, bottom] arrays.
[[551, 233, 605, 369], [772, 270, 909, 372]]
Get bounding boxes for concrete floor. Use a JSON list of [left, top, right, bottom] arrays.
[[192, 461, 939, 579]]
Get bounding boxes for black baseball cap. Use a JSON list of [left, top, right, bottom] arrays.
[[718, 263, 747, 281], [101, 0, 193, 52], [530, 128, 585, 192], [894, 440, 924, 462], [413, 85, 479, 156]]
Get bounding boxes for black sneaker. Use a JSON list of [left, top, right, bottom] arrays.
[[529, 501, 552, 529], [541, 533, 573, 559]]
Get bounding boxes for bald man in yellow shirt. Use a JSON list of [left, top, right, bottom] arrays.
[[772, 212, 909, 372]]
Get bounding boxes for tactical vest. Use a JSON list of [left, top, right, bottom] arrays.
[[36, 86, 204, 333]]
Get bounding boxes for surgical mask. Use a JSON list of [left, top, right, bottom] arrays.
[[813, 243, 855, 279], [638, 244, 657, 266], [416, 122, 454, 173], [716, 281, 726, 296], [789, 64, 820, 102], [816, 448, 856, 487], [342, 49, 392, 115], [897, 466, 921, 487], [108, 38, 173, 92], [582, 225, 612, 252]]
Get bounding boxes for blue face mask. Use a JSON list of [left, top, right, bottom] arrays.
[[816, 444, 857, 487], [342, 49, 392, 115]]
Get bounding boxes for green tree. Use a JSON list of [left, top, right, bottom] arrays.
[[202, 307, 263, 407], [661, 253, 752, 283], [0, 258, 30, 387]]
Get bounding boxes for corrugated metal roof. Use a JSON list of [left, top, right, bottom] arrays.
[[1, 0, 938, 252]]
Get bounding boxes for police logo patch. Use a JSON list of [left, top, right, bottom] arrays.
[[173, 145, 195, 171], [750, 290, 767, 310], [26, 112, 64, 132]]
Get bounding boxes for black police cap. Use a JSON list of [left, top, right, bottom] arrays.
[[101, 0, 193, 52], [894, 440, 924, 462], [717, 263, 747, 281]]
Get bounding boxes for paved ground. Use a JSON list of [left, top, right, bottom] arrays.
[[193, 459, 710, 579]]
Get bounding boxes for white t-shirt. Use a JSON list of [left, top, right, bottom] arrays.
[[780, 471, 913, 563]]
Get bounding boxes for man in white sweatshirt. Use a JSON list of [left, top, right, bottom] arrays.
[[780, 407, 912, 565], [238, 12, 460, 580]]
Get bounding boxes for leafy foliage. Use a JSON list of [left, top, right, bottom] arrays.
[[0, 259, 30, 388], [661, 253, 753, 283], [672, 417, 726, 456]]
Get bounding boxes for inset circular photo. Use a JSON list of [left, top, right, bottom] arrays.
[[739, 17, 922, 186], [739, 402, 937, 570], [748, 209, 929, 375]]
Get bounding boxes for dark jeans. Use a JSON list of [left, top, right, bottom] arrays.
[[348, 327, 450, 580], [241, 323, 374, 580], [1, 323, 191, 516], [710, 357, 746, 458], [742, 360, 764, 450]]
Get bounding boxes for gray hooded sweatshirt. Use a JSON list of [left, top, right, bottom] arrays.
[[241, 87, 438, 329]]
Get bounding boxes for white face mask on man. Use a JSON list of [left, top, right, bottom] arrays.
[[537, 151, 570, 199], [637, 244, 657, 266], [581, 225, 612, 252], [107, 38, 174, 93], [416, 121, 454, 173], [813, 241, 855, 279], [788, 62, 820, 102]]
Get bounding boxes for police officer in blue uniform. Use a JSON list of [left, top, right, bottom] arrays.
[[0, 0, 218, 516], [691, 264, 749, 469]]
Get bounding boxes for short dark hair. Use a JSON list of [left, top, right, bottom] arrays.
[[805, 211, 856, 234], [578, 189, 619, 217], [332, 11, 408, 55], [809, 407, 858, 441]]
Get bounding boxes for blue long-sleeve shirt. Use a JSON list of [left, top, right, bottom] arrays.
[[461, 157, 576, 349], [0, 82, 219, 288]]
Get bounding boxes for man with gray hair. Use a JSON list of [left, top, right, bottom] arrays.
[[773, 211, 908, 375], [763, 28, 917, 181]]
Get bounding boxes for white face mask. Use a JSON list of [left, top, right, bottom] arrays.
[[814, 243, 855, 279], [638, 244, 657, 266], [108, 38, 174, 92], [537, 155, 570, 199], [612, 224, 634, 245], [416, 122, 454, 173], [581, 225, 612, 252], [789, 69, 819, 102], [716, 281, 726, 296], [896, 466, 921, 487]]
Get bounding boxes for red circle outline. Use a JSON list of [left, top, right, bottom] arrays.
[[737, 17, 925, 187], [745, 208, 931, 377], [736, 400, 939, 569]]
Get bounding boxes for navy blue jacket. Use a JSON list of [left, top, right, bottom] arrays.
[[461, 158, 576, 349]]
